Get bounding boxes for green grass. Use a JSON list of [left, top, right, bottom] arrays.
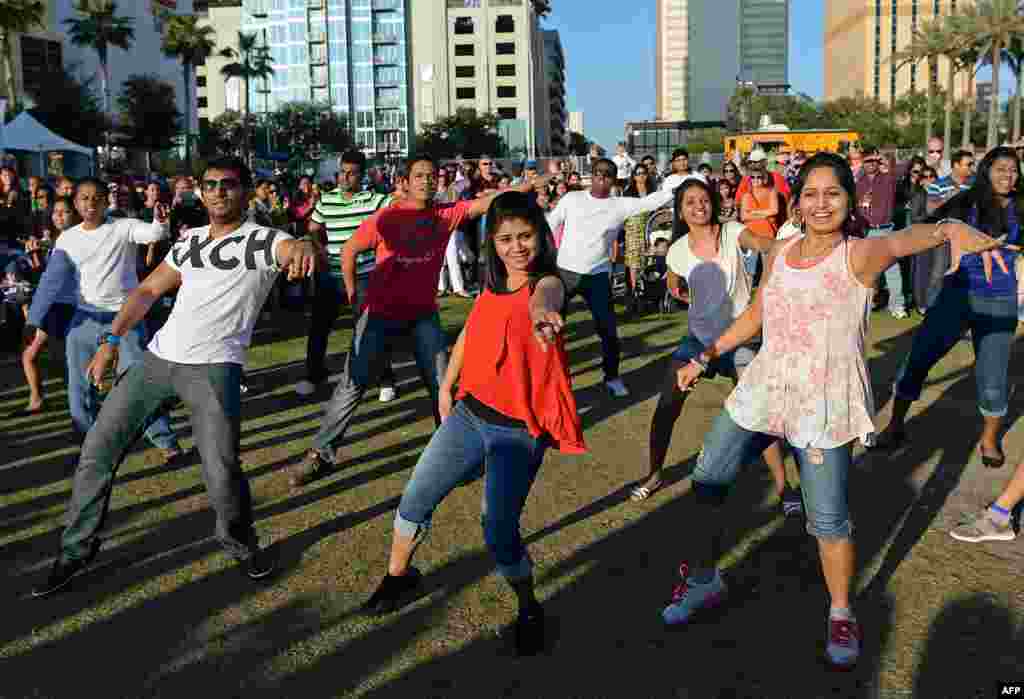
[[1, 299, 1022, 697]]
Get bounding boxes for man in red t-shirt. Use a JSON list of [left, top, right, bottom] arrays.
[[291, 154, 544, 487]]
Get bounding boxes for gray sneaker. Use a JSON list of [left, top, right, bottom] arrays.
[[950, 511, 1016, 543]]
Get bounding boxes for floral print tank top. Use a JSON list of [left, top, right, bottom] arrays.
[[726, 236, 876, 449]]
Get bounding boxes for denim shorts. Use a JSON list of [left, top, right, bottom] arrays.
[[671, 335, 757, 381]]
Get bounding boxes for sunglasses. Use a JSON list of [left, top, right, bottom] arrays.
[[202, 178, 241, 192], [928, 149, 942, 154], [911, 169, 922, 176]]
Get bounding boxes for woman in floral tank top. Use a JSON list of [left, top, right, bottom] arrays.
[[658, 153, 1010, 670]]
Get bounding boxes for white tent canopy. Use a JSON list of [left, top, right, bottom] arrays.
[[2, 112, 93, 156]]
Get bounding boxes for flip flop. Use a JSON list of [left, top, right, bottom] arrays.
[[979, 445, 1006, 469]]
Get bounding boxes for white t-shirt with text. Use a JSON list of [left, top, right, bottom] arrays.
[[665, 221, 752, 346], [149, 220, 291, 365], [55, 217, 169, 312]]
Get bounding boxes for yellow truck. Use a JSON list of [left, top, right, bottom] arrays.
[[724, 129, 860, 157]]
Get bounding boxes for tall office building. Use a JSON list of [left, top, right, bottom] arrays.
[[409, 0, 549, 158], [542, 29, 567, 155], [239, 0, 411, 157], [0, 1, 62, 107], [196, 0, 243, 128], [825, 0, 968, 106], [656, 0, 787, 123]]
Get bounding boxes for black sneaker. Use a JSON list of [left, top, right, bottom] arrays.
[[246, 547, 276, 581], [781, 487, 804, 518], [363, 567, 422, 615], [32, 540, 101, 598], [514, 602, 545, 656]]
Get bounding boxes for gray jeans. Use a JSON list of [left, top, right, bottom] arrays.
[[60, 351, 256, 563]]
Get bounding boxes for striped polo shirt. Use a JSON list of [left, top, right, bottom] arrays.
[[311, 189, 390, 278]]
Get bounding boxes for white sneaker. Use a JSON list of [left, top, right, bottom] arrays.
[[295, 380, 317, 396], [889, 308, 908, 319], [605, 378, 629, 397], [379, 386, 397, 403], [661, 564, 726, 625]]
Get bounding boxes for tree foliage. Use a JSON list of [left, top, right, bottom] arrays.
[[198, 109, 257, 157], [567, 130, 591, 156], [22, 62, 109, 147], [415, 109, 504, 159], [266, 102, 353, 161], [116, 74, 181, 152]]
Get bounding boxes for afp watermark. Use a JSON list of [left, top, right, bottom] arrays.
[[997, 683, 1024, 696]]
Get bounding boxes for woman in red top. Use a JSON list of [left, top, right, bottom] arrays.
[[363, 191, 585, 656]]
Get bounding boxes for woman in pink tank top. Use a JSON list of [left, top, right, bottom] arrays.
[[657, 153, 1009, 670]]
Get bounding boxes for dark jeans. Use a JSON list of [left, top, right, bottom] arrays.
[[60, 352, 256, 563], [305, 272, 395, 387], [559, 269, 620, 380], [395, 401, 546, 580], [894, 284, 1017, 417], [311, 309, 448, 464]]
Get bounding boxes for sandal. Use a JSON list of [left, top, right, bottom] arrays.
[[870, 428, 906, 450], [979, 445, 1006, 469], [630, 480, 665, 501]]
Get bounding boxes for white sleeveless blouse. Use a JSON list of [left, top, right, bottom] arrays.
[[726, 236, 876, 449]]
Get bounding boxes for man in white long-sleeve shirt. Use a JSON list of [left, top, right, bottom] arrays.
[[56, 178, 181, 456], [547, 157, 694, 396]]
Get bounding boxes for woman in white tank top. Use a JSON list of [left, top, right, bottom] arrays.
[[658, 153, 1010, 670]]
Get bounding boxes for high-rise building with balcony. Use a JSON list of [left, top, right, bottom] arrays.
[[825, 0, 968, 106], [409, 0, 549, 159], [239, 0, 411, 157], [542, 30, 567, 155]]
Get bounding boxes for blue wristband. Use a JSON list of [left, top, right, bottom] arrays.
[[99, 332, 121, 348]]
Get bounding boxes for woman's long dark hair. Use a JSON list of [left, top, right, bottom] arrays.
[[623, 164, 654, 198], [898, 155, 927, 200], [791, 152, 866, 237], [482, 191, 559, 292], [944, 146, 1024, 233], [671, 178, 722, 242]]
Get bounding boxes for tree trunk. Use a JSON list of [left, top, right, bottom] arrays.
[[988, 42, 1002, 150], [243, 75, 250, 166], [1011, 67, 1019, 145], [926, 58, 935, 149], [963, 71, 974, 149], [101, 58, 111, 173], [944, 57, 954, 162], [2, 33, 16, 114], [146, 149, 152, 172], [183, 62, 192, 177]]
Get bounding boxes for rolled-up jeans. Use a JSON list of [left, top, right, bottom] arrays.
[[60, 352, 256, 563], [395, 401, 547, 580], [310, 309, 447, 464], [65, 309, 178, 450], [894, 284, 1017, 417], [692, 409, 853, 540], [867, 225, 906, 312]]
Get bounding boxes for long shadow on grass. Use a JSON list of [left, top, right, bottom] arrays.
[[913, 594, 1024, 697]]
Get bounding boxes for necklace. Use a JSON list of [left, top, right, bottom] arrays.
[[798, 234, 841, 261]]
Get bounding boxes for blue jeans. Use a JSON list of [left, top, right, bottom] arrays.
[[868, 226, 906, 312], [672, 336, 756, 379], [311, 309, 447, 463], [894, 284, 1017, 417], [559, 269, 620, 380], [65, 310, 178, 450], [693, 410, 853, 539], [395, 401, 547, 580]]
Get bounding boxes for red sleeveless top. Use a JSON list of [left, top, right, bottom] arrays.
[[456, 281, 586, 454]]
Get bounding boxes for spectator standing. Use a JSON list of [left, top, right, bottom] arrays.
[[856, 147, 905, 318]]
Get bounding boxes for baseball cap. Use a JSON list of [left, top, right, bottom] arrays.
[[525, 160, 538, 170], [748, 149, 767, 163]]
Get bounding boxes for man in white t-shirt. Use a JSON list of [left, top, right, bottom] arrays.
[[546, 157, 693, 396], [52, 178, 182, 458], [33, 156, 322, 598], [612, 142, 636, 187]]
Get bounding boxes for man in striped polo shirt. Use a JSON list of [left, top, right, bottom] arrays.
[[297, 149, 397, 398]]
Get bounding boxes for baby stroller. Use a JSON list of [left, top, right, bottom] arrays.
[[631, 209, 678, 315]]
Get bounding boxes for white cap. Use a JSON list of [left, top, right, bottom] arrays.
[[748, 149, 767, 163], [650, 231, 672, 245]]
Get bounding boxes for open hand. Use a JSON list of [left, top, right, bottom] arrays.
[[287, 240, 319, 280], [676, 361, 703, 392], [531, 311, 564, 351], [946, 222, 1014, 282]]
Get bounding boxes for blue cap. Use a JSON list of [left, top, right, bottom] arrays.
[[525, 160, 538, 169]]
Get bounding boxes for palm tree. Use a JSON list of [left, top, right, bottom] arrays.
[[892, 19, 947, 152], [953, 39, 982, 149], [220, 31, 274, 164], [0, 0, 44, 113], [162, 15, 218, 175], [961, 0, 1024, 149], [64, 0, 135, 167], [1005, 37, 1024, 142]]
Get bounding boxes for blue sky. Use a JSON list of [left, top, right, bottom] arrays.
[[551, 1, 1005, 151]]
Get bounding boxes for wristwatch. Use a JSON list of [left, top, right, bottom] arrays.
[[98, 331, 122, 348]]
